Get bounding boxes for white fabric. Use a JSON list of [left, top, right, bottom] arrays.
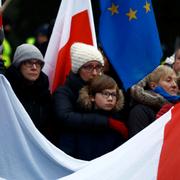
[[60, 109, 172, 180], [164, 53, 175, 65], [0, 74, 175, 179], [0, 75, 87, 180]]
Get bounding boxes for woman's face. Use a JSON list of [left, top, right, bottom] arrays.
[[158, 72, 178, 96], [20, 59, 42, 82], [93, 87, 117, 111], [79, 61, 103, 82]]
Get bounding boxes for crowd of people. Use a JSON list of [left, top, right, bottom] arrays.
[[0, 40, 179, 161], [0, 0, 180, 162]]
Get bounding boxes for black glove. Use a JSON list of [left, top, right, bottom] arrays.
[[0, 59, 5, 74]]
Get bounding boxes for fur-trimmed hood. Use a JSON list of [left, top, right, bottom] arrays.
[[78, 86, 124, 112], [130, 76, 168, 109]]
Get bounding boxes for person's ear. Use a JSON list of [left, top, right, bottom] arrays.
[[149, 82, 157, 90]]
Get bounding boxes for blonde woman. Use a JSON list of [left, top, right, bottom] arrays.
[[128, 65, 179, 138]]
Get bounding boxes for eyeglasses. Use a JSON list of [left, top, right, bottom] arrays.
[[100, 91, 117, 100], [82, 64, 103, 73], [23, 60, 43, 68]]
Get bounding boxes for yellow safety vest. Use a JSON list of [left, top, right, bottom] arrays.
[[26, 37, 36, 45], [2, 38, 12, 68]]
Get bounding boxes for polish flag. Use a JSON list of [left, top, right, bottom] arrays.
[[1, 74, 180, 179], [60, 103, 180, 180], [157, 102, 180, 179], [43, 0, 97, 93]]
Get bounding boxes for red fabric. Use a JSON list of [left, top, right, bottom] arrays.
[[156, 103, 173, 119], [0, 16, 2, 28], [52, 10, 93, 93], [108, 117, 128, 139], [157, 102, 180, 180]]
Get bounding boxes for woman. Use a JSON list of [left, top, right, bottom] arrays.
[[5, 44, 54, 142], [53, 42, 127, 160], [128, 65, 179, 138]]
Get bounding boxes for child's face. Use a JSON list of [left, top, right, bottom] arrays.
[[94, 88, 117, 111]]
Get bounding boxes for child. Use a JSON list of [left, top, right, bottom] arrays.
[[78, 74, 128, 140]]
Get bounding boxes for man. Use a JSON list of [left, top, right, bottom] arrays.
[[53, 42, 125, 160], [5, 44, 54, 142]]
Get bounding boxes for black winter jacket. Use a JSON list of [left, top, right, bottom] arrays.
[[5, 65, 53, 139], [53, 72, 124, 160], [127, 79, 167, 138], [127, 104, 156, 138], [0, 60, 5, 74]]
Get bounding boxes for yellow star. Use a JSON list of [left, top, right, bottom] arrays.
[[144, 1, 151, 13], [108, 3, 119, 15], [126, 8, 137, 21]]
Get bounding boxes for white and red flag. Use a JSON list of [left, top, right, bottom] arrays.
[[43, 0, 97, 92], [60, 103, 180, 180], [1, 73, 180, 179]]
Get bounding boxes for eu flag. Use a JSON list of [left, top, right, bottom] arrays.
[[99, 0, 162, 90]]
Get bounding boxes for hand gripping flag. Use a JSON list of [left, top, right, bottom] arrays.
[[43, 0, 97, 93], [99, 0, 162, 90]]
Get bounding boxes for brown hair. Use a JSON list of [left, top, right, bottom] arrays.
[[89, 74, 118, 95], [78, 74, 124, 111]]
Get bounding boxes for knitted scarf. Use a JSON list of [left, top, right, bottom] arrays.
[[153, 86, 180, 103]]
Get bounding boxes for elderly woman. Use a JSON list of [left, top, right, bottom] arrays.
[[127, 65, 179, 138]]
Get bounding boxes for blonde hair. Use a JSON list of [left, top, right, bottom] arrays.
[[148, 65, 175, 84]]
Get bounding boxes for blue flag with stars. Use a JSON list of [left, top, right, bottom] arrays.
[[99, 0, 162, 90]]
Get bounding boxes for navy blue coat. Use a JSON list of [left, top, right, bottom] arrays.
[[53, 72, 125, 160]]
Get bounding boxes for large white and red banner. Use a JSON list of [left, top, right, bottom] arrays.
[[42, 0, 97, 92], [60, 103, 180, 180], [0, 74, 180, 179], [0, 75, 87, 179]]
